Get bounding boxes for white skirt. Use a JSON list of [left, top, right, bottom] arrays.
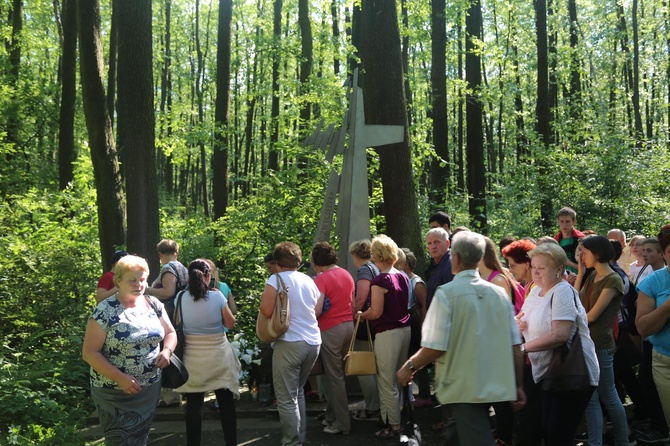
[[175, 333, 241, 397]]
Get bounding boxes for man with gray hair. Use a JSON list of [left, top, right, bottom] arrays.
[[425, 227, 454, 309], [398, 231, 525, 445]]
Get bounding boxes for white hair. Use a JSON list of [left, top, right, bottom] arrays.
[[451, 231, 485, 268]]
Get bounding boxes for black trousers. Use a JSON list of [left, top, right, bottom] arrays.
[[185, 388, 237, 446]]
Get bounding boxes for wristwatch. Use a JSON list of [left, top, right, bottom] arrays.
[[406, 360, 416, 371], [520, 344, 526, 353]]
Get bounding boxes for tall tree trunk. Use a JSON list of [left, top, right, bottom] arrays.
[[297, 0, 312, 169], [58, 0, 77, 190], [400, 0, 412, 128], [194, 0, 210, 217], [617, 1, 641, 144], [331, 0, 340, 74], [548, 0, 558, 144], [465, 0, 486, 231], [107, 0, 118, 130], [212, 0, 232, 220], [359, 0, 424, 273], [349, 3, 362, 73], [298, 0, 312, 127], [513, 43, 527, 162], [429, 0, 448, 206], [535, 0, 553, 231], [456, 16, 465, 193], [567, 0, 581, 124], [268, 0, 282, 171], [159, 0, 174, 194], [77, 0, 126, 272], [632, 0, 644, 145], [5, 0, 22, 153], [116, 0, 159, 276]]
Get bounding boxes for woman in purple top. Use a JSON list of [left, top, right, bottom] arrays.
[[359, 235, 411, 439]]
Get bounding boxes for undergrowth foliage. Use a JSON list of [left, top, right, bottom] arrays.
[[0, 179, 100, 444]]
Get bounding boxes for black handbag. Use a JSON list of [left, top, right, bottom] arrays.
[[400, 386, 422, 446], [145, 294, 189, 389], [541, 290, 591, 393], [162, 353, 189, 389]]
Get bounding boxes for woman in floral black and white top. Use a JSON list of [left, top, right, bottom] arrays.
[[83, 255, 177, 445]]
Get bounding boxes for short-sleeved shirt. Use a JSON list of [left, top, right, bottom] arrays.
[[579, 271, 624, 350], [218, 282, 232, 299], [409, 275, 425, 309], [265, 271, 321, 346], [421, 269, 520, 404], [97, 271, 115, 290], [178, 289, 228, 336], [426, 252, 454, 309], [521, 280, 599, 385], [637, 268, 670, 356], [355, 262, 379, 311], [314, 266, 355, 331], [369, 272, 410, 334], [152, 261, 189, 293], [89, 295, 165, 388]]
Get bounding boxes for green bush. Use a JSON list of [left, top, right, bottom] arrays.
[[0, 180, 100, 444]]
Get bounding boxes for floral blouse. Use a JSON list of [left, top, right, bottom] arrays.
[[89, 295, 165, 389]]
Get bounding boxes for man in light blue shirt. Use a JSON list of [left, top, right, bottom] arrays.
[[398, 231, 526, 445]]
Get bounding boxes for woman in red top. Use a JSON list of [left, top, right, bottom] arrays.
[[312, 242, 355, 435]]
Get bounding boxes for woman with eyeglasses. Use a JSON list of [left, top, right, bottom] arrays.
[[628, 235, 647, 282], [502, 239, 537, 295], [502, 238, 545, 445]]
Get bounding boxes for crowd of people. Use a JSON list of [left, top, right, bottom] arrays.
[[82, 209, 670, 446]]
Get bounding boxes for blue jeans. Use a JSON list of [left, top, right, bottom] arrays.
[[585, 348, 629, 446]]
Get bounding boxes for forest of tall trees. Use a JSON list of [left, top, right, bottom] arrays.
[[1, 0, 670, 441], [1, 0, 669, 247]]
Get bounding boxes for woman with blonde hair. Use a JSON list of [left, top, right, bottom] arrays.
[[359, 235, 411, 439], [628, 235, 647, 282], [516, 243, 599, 445], [83, 255, 177, 445]]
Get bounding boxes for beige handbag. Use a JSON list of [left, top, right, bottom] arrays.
[[256, 274, 291, 342], [344, 313, 377, 376]]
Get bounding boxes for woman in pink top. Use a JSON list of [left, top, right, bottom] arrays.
[[479, 236, 525, 445], [312, 242, 355, 435], [480, 236, 525, 314]]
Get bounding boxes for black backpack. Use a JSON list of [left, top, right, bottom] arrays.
[[621, 264, 650, 336]]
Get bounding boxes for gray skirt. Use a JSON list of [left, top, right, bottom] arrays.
[[91, 381, 161, 446]]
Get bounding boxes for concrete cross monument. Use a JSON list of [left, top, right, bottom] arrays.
[[303, 68, 404, 276]]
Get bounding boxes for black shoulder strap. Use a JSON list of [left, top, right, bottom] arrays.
[[174, 290, 186, 325], [163, 261, 184, 288], [144, 295, 160, 316], [364, 262, 378, 278], [634, 264, 650, 285]]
